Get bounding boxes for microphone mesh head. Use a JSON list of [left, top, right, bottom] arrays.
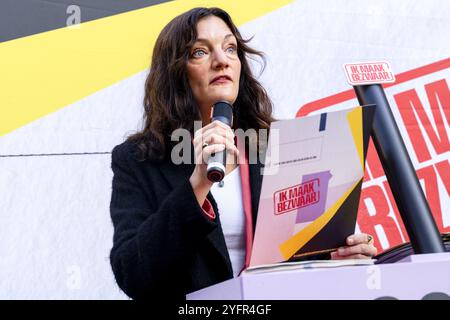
[[212, 101, 233, 125]]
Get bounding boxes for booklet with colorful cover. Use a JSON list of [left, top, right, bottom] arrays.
[[249, 105, 375, 267]]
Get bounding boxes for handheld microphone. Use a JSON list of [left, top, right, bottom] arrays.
[[207, 101, 233, 182]]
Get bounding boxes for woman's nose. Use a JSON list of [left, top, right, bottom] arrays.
[[211, 49, 229, 69]]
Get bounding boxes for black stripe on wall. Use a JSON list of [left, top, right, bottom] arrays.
[[0, 0, 173, 43]]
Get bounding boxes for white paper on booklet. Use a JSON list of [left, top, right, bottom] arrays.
[[242, 259, 375, 275]]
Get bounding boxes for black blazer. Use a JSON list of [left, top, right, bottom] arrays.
[[109, 140, 264, 301]]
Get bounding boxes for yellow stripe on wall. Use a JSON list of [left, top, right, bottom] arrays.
[[0, 0, 293, 136]]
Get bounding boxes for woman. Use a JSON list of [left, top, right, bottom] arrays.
[[109, 7, 377, 301]]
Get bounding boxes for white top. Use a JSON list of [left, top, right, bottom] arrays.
[[210, 165, 246, 277]]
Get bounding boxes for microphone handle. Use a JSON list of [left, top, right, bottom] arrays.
[[206, 115, 232, 182], [207, 150, 227, 182]]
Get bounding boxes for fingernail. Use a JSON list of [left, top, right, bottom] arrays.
[[347, 237, 354, 245]]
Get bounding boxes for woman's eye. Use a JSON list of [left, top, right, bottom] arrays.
[[192, 49, 206, 58], [226, 46, 236, 54]]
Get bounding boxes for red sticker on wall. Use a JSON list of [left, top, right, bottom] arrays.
[[344, 61, 396, 85]]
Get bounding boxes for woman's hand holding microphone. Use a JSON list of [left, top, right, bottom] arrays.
[[190, 120, 240, 206]]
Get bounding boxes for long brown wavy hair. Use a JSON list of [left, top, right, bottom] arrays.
[[128, 7, 275, 162]]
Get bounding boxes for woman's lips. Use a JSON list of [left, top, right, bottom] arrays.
[[210, 76, 232, 84]]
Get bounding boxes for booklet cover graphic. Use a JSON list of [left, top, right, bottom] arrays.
[[250, 105, 375, 267]]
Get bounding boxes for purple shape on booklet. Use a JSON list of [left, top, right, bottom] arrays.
[[295, 170, 332, 223]]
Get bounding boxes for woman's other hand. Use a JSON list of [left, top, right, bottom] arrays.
[[331, 233, 378, 260]]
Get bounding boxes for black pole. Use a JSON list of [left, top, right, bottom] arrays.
[[354, 84, 445, 254]]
